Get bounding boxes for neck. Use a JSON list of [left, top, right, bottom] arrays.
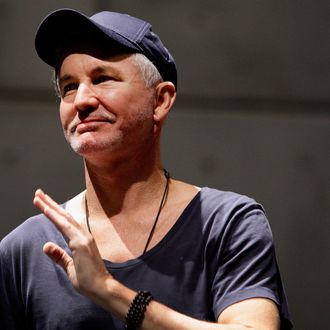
[[84, 157, 166, 218], [85, 168, 170, 254]]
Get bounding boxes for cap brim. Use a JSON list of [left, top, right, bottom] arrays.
[[35, 8, 139, 68]]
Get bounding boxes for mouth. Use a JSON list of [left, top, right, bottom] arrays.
[[70, 117, 116, 134]]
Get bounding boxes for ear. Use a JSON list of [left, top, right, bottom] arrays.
[[153, 82, 176, 125]]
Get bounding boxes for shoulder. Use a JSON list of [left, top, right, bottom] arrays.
[[172, 181, 262, 219], [199, 187, 260, 209], [198, 187, 267, 225], [0, 212, 64, 260], [187, 187, 273, 246], [0, 189, 86, 257]]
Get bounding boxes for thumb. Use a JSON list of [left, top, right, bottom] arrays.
[[43, 242, 73, 272]]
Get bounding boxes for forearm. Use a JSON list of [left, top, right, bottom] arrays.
[[91, 276, 269, 330], [141, 301, 251, 330]]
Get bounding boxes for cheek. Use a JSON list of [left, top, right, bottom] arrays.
[[59, 103, 73, 131], [109, 95, 153, 127]]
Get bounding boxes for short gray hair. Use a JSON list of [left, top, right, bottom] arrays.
[[53, 53, 162, 98], [131, 53, 163, 88]]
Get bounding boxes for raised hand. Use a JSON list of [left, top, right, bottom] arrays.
[[33, 189, 111, 299]]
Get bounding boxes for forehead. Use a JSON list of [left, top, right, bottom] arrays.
[[58, 52, 140, 81]]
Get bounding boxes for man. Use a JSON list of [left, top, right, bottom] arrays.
[[0, 8, 292, 330]]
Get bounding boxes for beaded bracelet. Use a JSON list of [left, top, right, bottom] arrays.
[[125, 291, 153, 330]]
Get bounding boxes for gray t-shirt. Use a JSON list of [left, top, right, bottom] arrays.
[[0, 188, 292, 329]]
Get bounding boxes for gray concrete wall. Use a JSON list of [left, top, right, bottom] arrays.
[[0, 1, 329, 329]]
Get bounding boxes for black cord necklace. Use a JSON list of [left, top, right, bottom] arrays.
[[84, 169, 170, 254]]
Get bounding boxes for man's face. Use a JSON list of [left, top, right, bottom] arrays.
[[58, 52, 157, 160]]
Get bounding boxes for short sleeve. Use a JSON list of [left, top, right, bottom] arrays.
[[211, 201, 292, 329]]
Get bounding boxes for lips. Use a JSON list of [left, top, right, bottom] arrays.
[[71, 117, 116, 134]]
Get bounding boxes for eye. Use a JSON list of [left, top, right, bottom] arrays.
[[62, 83, 78, 96], [93, 75, 114, 85]]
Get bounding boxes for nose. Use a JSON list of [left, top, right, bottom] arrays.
[[74, 83, 99, 112]]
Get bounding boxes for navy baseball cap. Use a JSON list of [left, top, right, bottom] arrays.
[[35, 8, 177, 88]]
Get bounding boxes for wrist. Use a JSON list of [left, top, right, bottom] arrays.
[[125, 291, 154, 329], [96, 276, 136, 321]]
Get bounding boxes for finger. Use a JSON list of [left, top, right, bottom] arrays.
[[43, 242, 73, 272], [34, 190, 82, 237], [34, 189, 77, 226]]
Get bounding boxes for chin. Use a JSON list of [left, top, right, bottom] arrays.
[[68, 137, 121, 156]]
